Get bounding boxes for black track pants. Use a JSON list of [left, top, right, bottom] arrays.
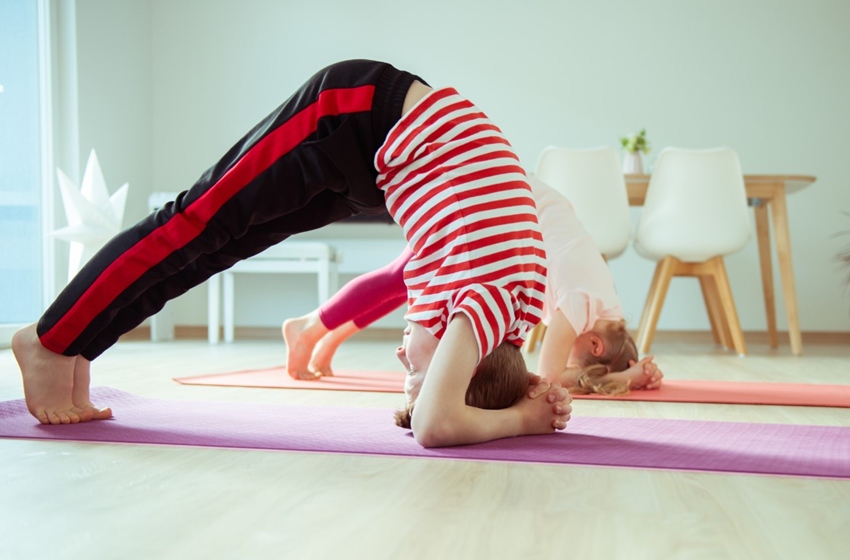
[[38, 59, 420, 359]]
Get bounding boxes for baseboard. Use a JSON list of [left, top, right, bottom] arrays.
[[121, 326, 850, 345]]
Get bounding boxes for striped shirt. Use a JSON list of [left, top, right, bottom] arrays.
[[375, 87, 547, 361]]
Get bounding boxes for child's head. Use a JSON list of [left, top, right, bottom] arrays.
[[394, 337, 529, 429], [567, 319, 638, 395], [395, 321, 439, 412]]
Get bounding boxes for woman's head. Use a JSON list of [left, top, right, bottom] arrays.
[[394, 340, 529, 429], [568, 320, 638, 395]]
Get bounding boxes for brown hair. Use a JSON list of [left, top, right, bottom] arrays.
[[571, 321, 638, 396], [394, 341, 529, 429]]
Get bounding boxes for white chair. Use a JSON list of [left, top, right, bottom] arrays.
[[535, 146, 632, 259], [524, 146, 632, 352], [633, 148, 751, 355]]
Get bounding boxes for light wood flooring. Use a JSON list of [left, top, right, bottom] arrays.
[[1, 332, 849, 560]]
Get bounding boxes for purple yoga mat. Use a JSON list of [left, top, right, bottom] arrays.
[[1, 387, 848, 478]]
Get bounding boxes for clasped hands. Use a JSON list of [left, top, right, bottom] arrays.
[[521, 373, 573, 433]]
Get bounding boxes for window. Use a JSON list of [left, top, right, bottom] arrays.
[[0, 0, 50, 346]]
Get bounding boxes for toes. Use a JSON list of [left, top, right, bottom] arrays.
[[46, 409, 63, 424], [40, 407, 93, 424], [311, 367, 333, 377], [34, 409, 50, 425], [73, 406, 95, 422], [296, 370, 320, 380], [91, 407, 113, 420]]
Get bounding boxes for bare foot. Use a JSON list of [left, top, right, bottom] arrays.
[[12, 323, 81, 424], [282, 312, 329, 380], [308, 337, 336, 377], [603, 356, 664, 391], [71, 357, 113, 421], [308, 321, 362, 377]]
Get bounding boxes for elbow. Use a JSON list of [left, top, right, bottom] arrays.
[[411, 411, 457, 448]]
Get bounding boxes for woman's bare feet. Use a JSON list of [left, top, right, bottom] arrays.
[[71, 357, 113, 421], [12, 323, 80, 424], [603, 356, 664, 390], [308, 321, 361, 377], [282, 312, 330, 380]]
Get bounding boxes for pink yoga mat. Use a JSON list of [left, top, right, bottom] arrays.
[[174, 367, 850, 408], [1, 387, 848, 478]]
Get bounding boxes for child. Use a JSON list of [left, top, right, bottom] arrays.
[[284, 177, 663, 397], [530, 179, 662, 394], [13, 59, 570, 447]]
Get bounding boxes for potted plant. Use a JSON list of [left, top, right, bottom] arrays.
[[620, 129, 651, 174]]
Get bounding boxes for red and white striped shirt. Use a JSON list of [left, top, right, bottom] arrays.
[[375, 87, 547, 360]]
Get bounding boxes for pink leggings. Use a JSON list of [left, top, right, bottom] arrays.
[[318, 246, 413, 330]]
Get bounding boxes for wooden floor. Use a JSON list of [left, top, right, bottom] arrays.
[[1, 332, 849, 559]]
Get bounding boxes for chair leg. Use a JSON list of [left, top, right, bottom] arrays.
[[523, 323, 547, 353], [699, 275, 731, 349], [637, 256, 677, 354], [637, 260, 664, 342], [710, 257, 747, 356]]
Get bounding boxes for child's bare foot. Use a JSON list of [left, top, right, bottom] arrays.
[[282, 312, 329, 380], [603, 356, 664, 390], [308, 321, 362, 377], [12, 323, 81, 424], [308, 337, 336, 377], [71, 357, 112, 421]]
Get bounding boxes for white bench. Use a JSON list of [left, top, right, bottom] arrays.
[[211, 241, 340, 343], [146, 193, 340, 343]]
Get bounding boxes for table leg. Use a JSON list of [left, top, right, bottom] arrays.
[[753, 202, 778, 348], [768, 185, 803, 355]]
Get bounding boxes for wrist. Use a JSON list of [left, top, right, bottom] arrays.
[[512, 399, 533, 437], [554, 367, 583, 389]]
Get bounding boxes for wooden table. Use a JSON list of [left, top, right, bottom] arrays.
[[625, 174, 816, 355]]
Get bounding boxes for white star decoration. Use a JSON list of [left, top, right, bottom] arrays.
[[51, 149, 129, 282]]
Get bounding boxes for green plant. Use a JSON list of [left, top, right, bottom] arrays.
[[620, 129, 651, 154]]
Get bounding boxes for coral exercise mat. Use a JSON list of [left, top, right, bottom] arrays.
[[174, 367, 850, 408], [1, 387, 849, 478]]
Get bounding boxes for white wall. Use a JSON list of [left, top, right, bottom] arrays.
[[71, 0, 850, 333], [75, 0, 152, 226]]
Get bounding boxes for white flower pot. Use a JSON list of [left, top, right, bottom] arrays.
[[622, 151, 644, 174]]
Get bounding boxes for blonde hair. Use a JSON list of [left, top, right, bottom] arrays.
[[571, 321, 638, 396], [394, 341, 529, 429]]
